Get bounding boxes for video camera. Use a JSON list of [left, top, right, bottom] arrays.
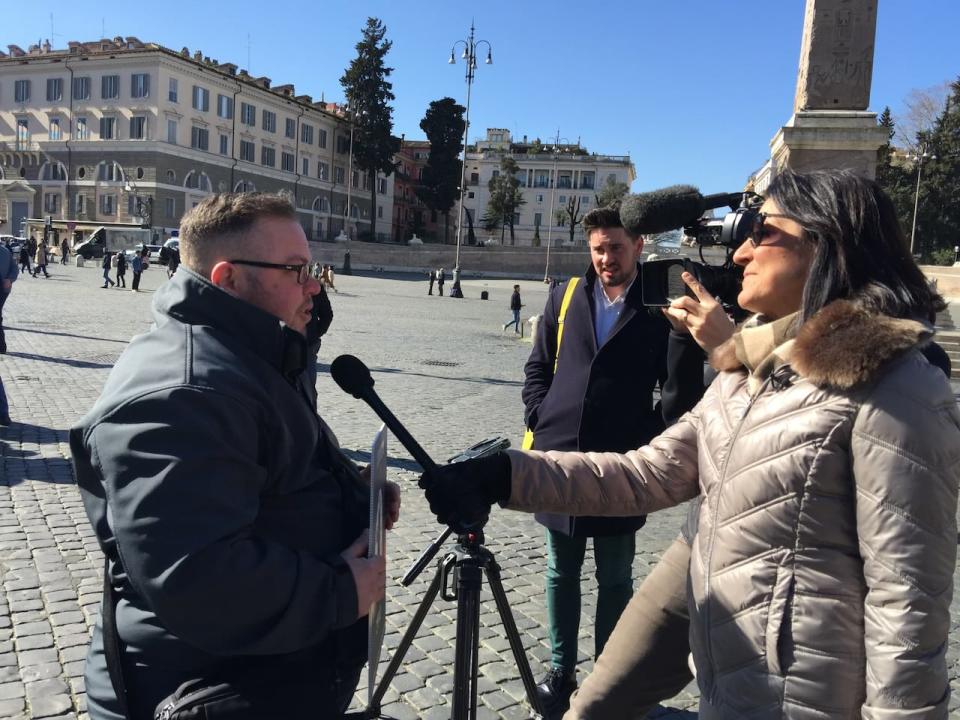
[[619, 185, 764, 319]]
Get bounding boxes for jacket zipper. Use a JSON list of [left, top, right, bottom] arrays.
[[701, 374, 776, 702]]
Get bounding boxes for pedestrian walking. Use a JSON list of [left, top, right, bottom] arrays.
[[0, 240, 17, 354], [32, 240, 50, 278], [167, 247, 180, 278], [101, 252, 115, 288], [130, 248, 147, 291], [427, 269, 435, 295], [115, 251, 127, 288], [503, 284, 523, 333], [437, 267, 445, 296], [60, 238, 70, 265], [18, 246, 30, 274]]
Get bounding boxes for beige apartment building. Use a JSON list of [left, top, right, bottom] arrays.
[[461, 129, 635, 247], [0, 37, 394, 245]]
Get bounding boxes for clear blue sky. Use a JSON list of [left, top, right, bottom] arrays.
[[5, 1, 957, 194]]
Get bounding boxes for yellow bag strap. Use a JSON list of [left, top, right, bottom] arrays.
[[523, 277, 581, 450], [554, 277, 581, 373]]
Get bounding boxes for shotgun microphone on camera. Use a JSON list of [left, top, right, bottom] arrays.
[[330, 354, 439, 476], [620, 185, 743, 235]]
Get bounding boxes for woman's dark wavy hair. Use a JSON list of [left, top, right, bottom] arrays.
[[765, 169, 945, 324]]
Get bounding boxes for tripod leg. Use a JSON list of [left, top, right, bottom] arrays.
[[485, 562, 546, 718], [452, 562, 482, 720], [367, 562, 445, 717]]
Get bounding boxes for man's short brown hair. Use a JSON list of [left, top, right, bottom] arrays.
[[582, 206, 640, 242], [179, 193, 296, 276]]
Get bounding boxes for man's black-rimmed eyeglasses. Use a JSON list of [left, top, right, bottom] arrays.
[[228, 259, 310, 284]]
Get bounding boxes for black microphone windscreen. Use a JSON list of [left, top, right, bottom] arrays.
[[330, 354, 374, 399], [620, 185, 704, 236]]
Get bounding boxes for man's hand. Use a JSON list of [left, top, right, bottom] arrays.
[[384, 481, 401, 530], [418, 453, 512, 528], [662, 272, 735, 353], [341, 530, 386, 619]]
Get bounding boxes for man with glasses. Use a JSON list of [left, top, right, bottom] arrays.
[[71, 193, 397, 720]]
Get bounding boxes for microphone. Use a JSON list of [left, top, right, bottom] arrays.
[[620, 185, 743, 235], [330, 354, 439, 475]]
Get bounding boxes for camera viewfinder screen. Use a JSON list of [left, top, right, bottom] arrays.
[[666, 263, 687, 302]]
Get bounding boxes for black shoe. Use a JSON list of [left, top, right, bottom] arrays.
[[535, 667, 576, 717]]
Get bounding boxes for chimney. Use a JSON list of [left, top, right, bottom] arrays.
[[221, 62, 237, 75], [180, 47, 190, 57], [7, 45, 25, 57], [275, 84, 295, 96], [42, 39, 52, 53], [254, 76, 271, 89], [193, 50, 203, 62]]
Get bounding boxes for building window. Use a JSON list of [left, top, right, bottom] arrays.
[[100, 194, 116, 215], [581, 195, 590, 206], [97, 162, 122, 182], [191, 126, 209, 151], [14, 80, 30, 103], [534, 212, 543, 227], [101, 75, 120, 100], [167, 119, 178, 144], [351, 170, 359, 189], [130, 116, 147, 140], [219, 134, 229, 156], [537, 194, 544, 203], [334, 166, 345, 184], [165, 197, 176, 218], [280, 152, 295, 172], [302, 157, 309, 175], [240, 102, 256, 126], [166, 169, 176, 183], [239, 140, 256, 163], [41, 162, 66, 181], [185, 171, 211, 192], [580, 172, 595, 190], [72, 193, 86, 215], [76, 116, 89, 140], [557, 174, 572, 189], [262, 110, 276, 133], [470, 172, 479, 185], [284, 118, 296, 139], [49, 117, 62, 141], [192, 85, 210, 112], [131, 73, 150, 99], [467, 191, 475, 199], [217, 94, 233, 119], [318, 162, 329, 181], [261, 146, 276, 167], [378, 178, 387, 194], [318, 128, 327, 149], [301, 124, 314, 145], [42, 193, 60, 214], [168, 77, 178, 102], [234, 180, 256, 192], [46, 78, 63, 102], [377, 206, 383, 219], [99, 117, 116, 140], [72, 76, 90, 100], [336, 136, 350, 154]]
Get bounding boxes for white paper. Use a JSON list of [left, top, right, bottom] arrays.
[[367, 424, 387, 704]]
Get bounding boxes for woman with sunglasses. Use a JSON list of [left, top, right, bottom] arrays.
[[422, 169, 960, 719]]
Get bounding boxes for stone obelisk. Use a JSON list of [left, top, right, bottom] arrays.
[[769, 0, 889, 179]]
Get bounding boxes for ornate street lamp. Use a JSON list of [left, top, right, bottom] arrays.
[[449, 22, 492, 277], [544, 132, 571, 282]]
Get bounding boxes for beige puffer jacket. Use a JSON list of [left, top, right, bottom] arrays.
[[506, 299, 960, 719]]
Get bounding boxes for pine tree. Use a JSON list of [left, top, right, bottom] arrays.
[[340, 17, 401, 241], [416, 98, 466, 245]]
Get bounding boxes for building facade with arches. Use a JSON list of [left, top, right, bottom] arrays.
[[0, 37, 395, 245]]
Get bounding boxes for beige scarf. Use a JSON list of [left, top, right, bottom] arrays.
[[732, 312, 800, 394]]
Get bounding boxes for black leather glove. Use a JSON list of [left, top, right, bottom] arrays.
[[418, 452, 512, 528]]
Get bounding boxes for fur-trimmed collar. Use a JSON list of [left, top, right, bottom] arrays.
[[711, 299, 932, 390]]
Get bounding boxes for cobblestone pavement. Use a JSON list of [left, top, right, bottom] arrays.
[[0, 262, 955, 719]]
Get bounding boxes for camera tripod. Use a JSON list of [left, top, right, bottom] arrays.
[[356, 524, 545, 720]]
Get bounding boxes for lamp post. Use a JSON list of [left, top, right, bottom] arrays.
[[449, 22, 492, 275], [907, 143, 935, 256], [544, 132, 571, 282], [123, 181, 153, 229]]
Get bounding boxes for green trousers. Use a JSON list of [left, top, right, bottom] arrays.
[[545, 528, 636, 672]]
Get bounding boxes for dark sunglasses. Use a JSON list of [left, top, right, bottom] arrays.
[[748, 212, 800, 248], [228, 259, 310, 284]]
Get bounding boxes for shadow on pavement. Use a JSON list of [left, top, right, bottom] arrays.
[[5, 325, 132, 345], [4, 350, 115, 370], [0, 422, 74, 487], [342, 448, 422, 472]]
